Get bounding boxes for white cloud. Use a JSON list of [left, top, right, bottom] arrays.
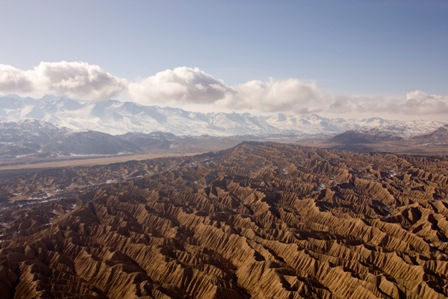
[[328, 94, 389, 115], [0, 61, 127, 100], [33, 61, 127, 100], [403, 90, 448, 115], [129, 67, 233, 104], [129, 68, 331, 115], [0, 62, 447, 121], [326, 90, 448, 120], [233, 78, 327, 113], [0, 64, 33, 94]]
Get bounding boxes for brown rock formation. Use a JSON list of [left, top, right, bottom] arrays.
[[0, 142, 447, 298]]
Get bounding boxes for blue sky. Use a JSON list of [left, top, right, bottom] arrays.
[[0, 0, 447, 120]]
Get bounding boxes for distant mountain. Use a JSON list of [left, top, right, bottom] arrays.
[[0, 120, 252, 161], [0, 120, 69, 158], [116, 132, 177, 150], [331, 130, 402, 144], [265, 113, 356, 135], [0, 95, 282, 136], [332, 124, 448, 145], [0, 120, 141, 160], [412, 125, 448, 145], [43, 131, 142, 156], [0, 95, 445, 137], [324, 124, 448, 154]]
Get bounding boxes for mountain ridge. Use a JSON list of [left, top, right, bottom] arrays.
[[0, 95, 445, 137]]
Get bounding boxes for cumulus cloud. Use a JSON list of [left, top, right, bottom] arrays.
[[128, 68, 410, 119], [1, 62, 447, 121], [325, 90, 448, 120], [402, 90, 448, 115], [34, 61, 127, 100], [233, 78, 327, 113], [0, 64, 33, 94], [0, 61, 127, 100], [129, 68, 331, 114], [328, 94, 389, 115], [129, 67, 233, 104]]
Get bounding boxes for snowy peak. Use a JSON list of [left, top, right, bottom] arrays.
[[0, 95, 446, 137], [356, 120, 445, 139], [0, 119, 69, 142], [359, 117, 389, 127]]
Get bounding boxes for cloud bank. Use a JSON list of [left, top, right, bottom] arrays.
[[0, 61, 447, 120], [0, 64, 33, 94], [403, 90, 448, 115], [232, 79, 326, 114], [0, 61, 127, 100], [129, 67, 233, 104]]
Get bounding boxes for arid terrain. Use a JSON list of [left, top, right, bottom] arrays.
[[1, 142, 447, 298]]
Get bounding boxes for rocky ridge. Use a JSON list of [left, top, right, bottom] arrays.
[[0, 143, 448, 298]]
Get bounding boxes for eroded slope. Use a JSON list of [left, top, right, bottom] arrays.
[[1, 142, 447, 298]]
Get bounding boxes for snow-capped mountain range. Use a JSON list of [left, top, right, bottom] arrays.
[[0, 95, 446, 137]]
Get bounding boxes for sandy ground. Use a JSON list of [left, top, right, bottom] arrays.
[[0, 152, 202, 171]]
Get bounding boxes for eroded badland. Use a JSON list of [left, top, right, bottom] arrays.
[[1, 142, 447, 298]]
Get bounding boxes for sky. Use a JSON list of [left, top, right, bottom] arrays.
[[0, 0, 447, 120]]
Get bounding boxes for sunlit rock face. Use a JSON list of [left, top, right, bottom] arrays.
[[1, 142, 447, 298]]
